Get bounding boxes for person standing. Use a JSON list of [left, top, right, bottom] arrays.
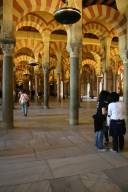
[[108, 92, 126, 152], [19, 90, 29, 116], [93, 90, 110, 151]]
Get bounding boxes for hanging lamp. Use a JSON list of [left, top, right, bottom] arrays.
[[54, 0, 81, 24]]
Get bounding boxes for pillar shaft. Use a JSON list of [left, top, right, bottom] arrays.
[[56, 52, 62, 102], [43, 66, 49, 109], [3, 0, 14, 38], [69, 44, 80, 125], [42, 31, 50, 109], [120, 49, 128, 128], [1, 40, 15, 129], [66, 0, 82, 125], [101, 37, 111, 90], [34, 74, 38, 103], [123, 61, 128, 127], [57, 73, 61, 102]]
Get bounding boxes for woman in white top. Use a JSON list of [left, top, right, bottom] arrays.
[[108, 92, 126, 152]]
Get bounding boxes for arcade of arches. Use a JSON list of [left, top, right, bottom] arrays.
[[0, 0, 128, 129]]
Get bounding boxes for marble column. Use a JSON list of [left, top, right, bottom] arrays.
[[42, 31, 50, 109], [43, 65, 49, 109], [0, 38, 15, 129], [97, 76, 100, 97], [101, 37, 111, 91], [121, 50, 128, 127], [56, 52, 62, 103], [57, 73, 61, 102], [69, 43, 80, 125], [34, 73, 38, 103], [112, 69, 118, 92]]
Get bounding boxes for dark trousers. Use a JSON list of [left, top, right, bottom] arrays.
[[112, 135, 124, 151], [104, 126, 109, 143]]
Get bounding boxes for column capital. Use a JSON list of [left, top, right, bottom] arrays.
[[43, 64, 49, 72], [67, 42, 82, 57], [100, 36, 112, 49], [42, 30, 51, 42], [0, 38, 15, 56]]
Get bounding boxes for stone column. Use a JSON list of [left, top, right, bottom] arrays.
[[0, 38, 15, 129], [34, 73, 38, 103], [42, 31, 50, 109], [113, 72, 117, 92], [101, 37, 111, 90], [56, 52, 62, 103], [66, 0, 82, 125], [43, 65, 49, 109], [57, 73, 61, 102], [97, 76, 100, 97], [69, 43, 81, 125], [120, 50, 128, 127]]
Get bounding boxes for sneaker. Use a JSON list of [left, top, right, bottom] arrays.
[[109, 148, 118, 152], [97, 148, 106, 152]]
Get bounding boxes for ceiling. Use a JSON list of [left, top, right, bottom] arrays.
[[0, 0, 126, 87]]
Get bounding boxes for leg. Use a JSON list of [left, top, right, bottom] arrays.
[[119, 135, 124, 150], [104, 126, 109, 144], [98, 130, 104, 149], [95, 131, 99, 148], [96, 130, 104, 149], [24, 103, 28, 116], [112, 136, 118, 152], [22, 103, 26, 116]]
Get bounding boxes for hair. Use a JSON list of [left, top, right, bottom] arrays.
[[98, 90, 110, 102], [109, 92, 119, 103]]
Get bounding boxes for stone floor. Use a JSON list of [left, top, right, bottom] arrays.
[[0, 99, 128, 192]]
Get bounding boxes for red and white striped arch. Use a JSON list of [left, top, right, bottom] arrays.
[[50, 41, 67, 55], [16, 13, 64, 34], [83, 44, 104, 60], [83, 5, 126, 36], [14, 55, 33, 64], [82, 58, 101, 75], [83, 22, 110, 39], [13, 0, 61, 23], [16, 14, 47, 33], [15, 38, 44, 60]]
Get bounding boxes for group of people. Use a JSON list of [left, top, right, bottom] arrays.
[[93, 90, 126, 152]]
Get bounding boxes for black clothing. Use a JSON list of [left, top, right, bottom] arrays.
[[112, 135, 124, 151], [93, 101, 108, 132], [110, 119, 126, 151], [109, 119, 126, 137]]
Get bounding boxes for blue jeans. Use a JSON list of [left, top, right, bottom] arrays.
[[21, 102, 28, 116], [95, 130, 104, 149]]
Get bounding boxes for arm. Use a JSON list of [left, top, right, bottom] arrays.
[[102, 107, 107, 115]]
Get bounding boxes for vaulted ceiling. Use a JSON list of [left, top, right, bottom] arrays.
[[0, 0, 126, 86]]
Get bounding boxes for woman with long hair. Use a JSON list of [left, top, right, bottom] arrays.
[[93, 90, 110, 151]]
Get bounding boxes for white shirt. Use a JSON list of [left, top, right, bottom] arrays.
[[108, 101, 125, 120], [19, 93, 29, 104]]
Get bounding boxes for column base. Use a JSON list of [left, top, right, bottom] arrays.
[[69, 119, 79, 126], [43, 105, 49, 109], [2, 122, 13, 129]]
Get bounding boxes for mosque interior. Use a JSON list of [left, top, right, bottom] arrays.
[[0, 0, 127, 98]]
